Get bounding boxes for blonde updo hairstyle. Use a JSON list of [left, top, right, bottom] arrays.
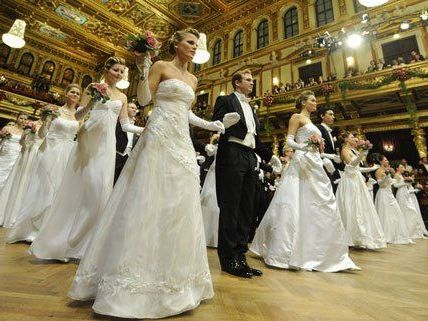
[[167, 28, 200, 55], [295, 90, 314, 110], [65, 83, 82, 95], [104, 56, 126, 71]]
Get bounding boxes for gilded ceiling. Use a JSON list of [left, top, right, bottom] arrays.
[[0, 0, 262, 66]]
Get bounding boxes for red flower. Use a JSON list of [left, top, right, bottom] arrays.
[[395, 68, 408, 81], [94, 83, 109, 96]]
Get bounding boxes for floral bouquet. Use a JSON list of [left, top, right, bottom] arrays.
[[40, 105, 60, 120], [88, 83, 110, 103], [24, 121, 38, 135], [356, 139, 373, 150], [125, 31, 161, 56], [0, 127, 12, 140], [306, 134, 325, 153], [395, 67, 408, 82], [263, 95, 273, 107]]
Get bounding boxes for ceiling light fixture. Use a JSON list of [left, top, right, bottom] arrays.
[[192, 33, 210, 64], [2, 19, 26, 48], [358, 0, 389, 7]]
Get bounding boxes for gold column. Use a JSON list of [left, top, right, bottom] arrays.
[[412, 125, 427, 159], [302, 1, 310, 30], [270, 11, 278, 42], [272, 135, 279, 156]]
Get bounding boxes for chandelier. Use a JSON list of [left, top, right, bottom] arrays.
[[358, 0, 389, 7], [192, 33, 210, 64], [2, 19, 26, 48]]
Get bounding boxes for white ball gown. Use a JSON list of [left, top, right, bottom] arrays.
[[407, 185, 428, 236], [375, 174, 413, 244], [69, 79, 214, 319], [0, 131, 42, 227], [335, 153, 386, 249], [394, 175, 425, 239], [29, 100, 122, 260], [200, 143, 219, 247], [250, 123, 358, 272], [0, 134, 22, 191], [7, 117, 79, 243]]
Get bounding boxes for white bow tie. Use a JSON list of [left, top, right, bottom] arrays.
[[235, 92, 251, 103], [323, 125, 332, 133]]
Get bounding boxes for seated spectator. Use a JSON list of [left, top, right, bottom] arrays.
[[367, 60, 377, 73], [298, 78, 305, 88], [391, 59, 399, 68], [410, 50, 425, 63], [285, 83, 292, 91], [376, 59, 385, 71], [308, 77, 317, 86], [317, 75, 324, 84], [397, 57, 406, 66], [401, 158, 413, 173]]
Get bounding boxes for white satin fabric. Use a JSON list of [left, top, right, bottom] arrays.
[[0, 132, 42, 227], [375, 175, 413, 244], [0, 134, 22, 191], [7, 118, 78, 243], [407, 185, 428, 236], [250, 123, 358, 272], [68, 79, 213, 319], [201, 144, 219, 247], [29, 100, 121, 260], [395, 176, 425, 239], [336, 154, 386, 249]]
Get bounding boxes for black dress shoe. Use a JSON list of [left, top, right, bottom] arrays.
[[239, 258, 263, 276], [221, 259, 253, 278]]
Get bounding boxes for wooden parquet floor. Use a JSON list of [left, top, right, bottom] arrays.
[[0, 228, 427, 321]]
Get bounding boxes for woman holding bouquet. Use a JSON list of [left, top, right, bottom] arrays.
[[374, 154, 414, 244], [393, 163, 426, 239], [0, 118, 43, 227], [0, 112, 28, 191], [250, 91, 358, 272], [68, 28, 222, 319], [7, 84, 81, 243], [335, 132, 386, 249], [28, 57, 143, 260]]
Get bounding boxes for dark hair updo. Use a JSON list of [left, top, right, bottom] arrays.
[[295, 90, 314, 110], [167, 28, 200, 55], [104, 56, 126, 71], [337, 130, 352, 151]]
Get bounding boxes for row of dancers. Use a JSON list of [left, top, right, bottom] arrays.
[[0, 27, 427, 319]]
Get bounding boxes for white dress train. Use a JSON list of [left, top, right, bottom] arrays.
[[335, 154, 386, 249], [7, 118, 79, 243], [0, 134, 22, 191], [250, 123, 358, 272], [0, 132, 42, 227], [395, 176, 425, 239], [407, 186, 428, 236], [375, 174, 413, 244], [68, 79, 214, 319], [201, 144, 219, 247], [29, 100, 121, 260]]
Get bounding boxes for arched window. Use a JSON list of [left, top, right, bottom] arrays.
[[233, 30, 244, 58], [316, 0, 334, 27], [41, 61, 55, 81], [17, 53, 34, 75], [61, 68, 74, 87], [0, 44, 11, 65], [257, 19, 269, 49], [284, 7, 299, 39], [353, 0, 366, 13], [81, 75, 92, 89], [212, 39, 222, 65]]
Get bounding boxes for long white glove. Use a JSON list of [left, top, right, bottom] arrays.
[[323, 158, 336, 174], [196, 155, 206, 165], [409, 188, 420, 194], [349, 150, 368, 167], [205, 144, 217, 157], [367, 177, 377, 185], [136, 55, 153, 106], [120, 118, 144, 134], [223, 112, 240, 129], [321, 153, 342, 164], [269, 155, 282, 174], [393, 181, 408, 188], [286, 135, 308, 151], [377, 174, 391, 186], [360, 164, 379, 173], [189, 111, 225, 133]]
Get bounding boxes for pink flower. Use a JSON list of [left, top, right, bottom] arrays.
[[146, 36, 157, 47], [94, 83, 108, 96]]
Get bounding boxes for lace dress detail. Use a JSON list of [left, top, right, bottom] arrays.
[[68, 79, 213, 319], [251, 123, 358, 272]]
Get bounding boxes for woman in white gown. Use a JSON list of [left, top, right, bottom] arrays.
[[374, 154, 414, 244], [0, 119, 43, 227], [7, 84, 81, 243], [250, 91, 358, 272], [201, 133, 220, 247], [0, 112, 28, 191], [393, 164, 425, 239], [335, 132, 386, 249], [29, 57, 143, 261], [68, 28, 222, 319], [406, 178, 428, 236]]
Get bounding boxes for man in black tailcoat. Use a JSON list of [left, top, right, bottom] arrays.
[[114, 102, 138, 184], [212, 69, 282, 278]]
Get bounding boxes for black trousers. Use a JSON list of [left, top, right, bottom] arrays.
[[114, 153, 128, 185], [215, 142, 257, 265]]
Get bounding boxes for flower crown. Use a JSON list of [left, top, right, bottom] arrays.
[[125, 31, 161, 55]]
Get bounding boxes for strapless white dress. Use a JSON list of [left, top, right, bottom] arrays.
[[68, 79, 214, 319]]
